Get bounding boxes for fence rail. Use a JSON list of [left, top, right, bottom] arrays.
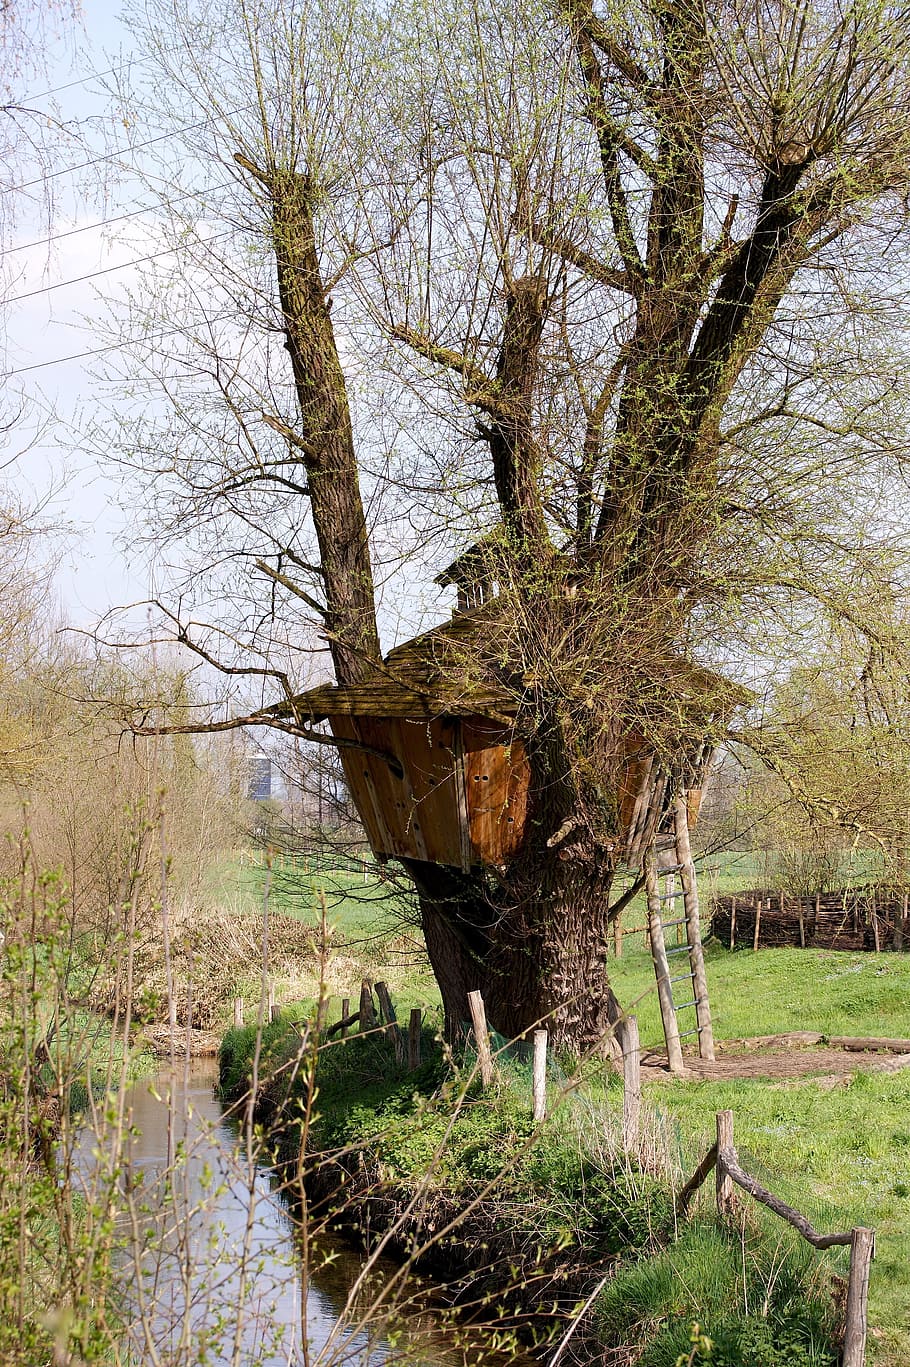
[[678, 1108, 873, 1367]]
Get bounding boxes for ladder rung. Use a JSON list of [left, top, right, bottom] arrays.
[[669, 972, 696, 984], [678, 1027, 701, 1038], [658, 862, 685, 873], [656, 890, 680, 901], [660, 918, 688, 927], [673, 998, 699, 1011], [664, 945, 691, 955]]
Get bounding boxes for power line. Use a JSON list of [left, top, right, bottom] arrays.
[[8, 103, 253, 195], [1, 181, 234, 259], [5, 231, 233, 305], [19, 65, 127, 106], [4, 322, 231, 377]]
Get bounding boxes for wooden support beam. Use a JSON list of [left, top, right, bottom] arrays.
[[359, 979, 376, 1033], [408, 1008, 422, 1071], [644, 845, 685, 1075], [375, 980, 406, 1063], [716, 1110, 735, 1218], [843, 1227, 875, 1367]]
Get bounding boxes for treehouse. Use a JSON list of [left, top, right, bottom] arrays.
[[288, 547, 747, 873]]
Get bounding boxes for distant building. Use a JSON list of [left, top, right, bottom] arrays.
[[246, 753, 272, 801]]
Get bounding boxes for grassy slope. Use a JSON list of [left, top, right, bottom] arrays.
[[609, 940, 910, 1364], [217, 852, 910, 1361]]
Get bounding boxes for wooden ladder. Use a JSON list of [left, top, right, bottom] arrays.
[[644, 793, 715, 1074]]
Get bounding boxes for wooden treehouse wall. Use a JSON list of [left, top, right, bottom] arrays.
[[330, 714, 529, 870], [329, 713, 711, 871]]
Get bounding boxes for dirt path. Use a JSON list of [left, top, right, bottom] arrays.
[[641, 1032, 910, 1083]]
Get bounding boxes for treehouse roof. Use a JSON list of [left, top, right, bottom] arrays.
[[280, 603, 750, 871], [287, 604, 749, 729]]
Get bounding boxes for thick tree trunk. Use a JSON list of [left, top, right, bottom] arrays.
[[404, 812, 624, 1056]]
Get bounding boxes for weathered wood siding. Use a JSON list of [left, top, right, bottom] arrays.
[[331, 714, 709, 870], [461, 717, 529, 864], [330, 714, 530, 868]]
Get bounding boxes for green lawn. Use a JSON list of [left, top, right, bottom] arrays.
[[606, 941, 910, 1364], [645, 1066, 910, 1364], [206, 851, 414, 942], [610, 941, 910, 1049]]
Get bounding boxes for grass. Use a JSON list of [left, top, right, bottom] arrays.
[[645, 1068, 910, 1365], [221, 1022, 839, 1366], [609, 941, 910, 1048], [214, 849, 910, 1361], [606, 940, 910, 1363]]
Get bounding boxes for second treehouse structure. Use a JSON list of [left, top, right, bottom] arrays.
[[292, 552, 745, 1069]]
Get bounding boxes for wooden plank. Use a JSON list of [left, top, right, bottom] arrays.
[[452, 718, 473, 872], [359, 980, 376, 1033], [400, 716, 464, 867], [532, 1029, 548, 1122], [462, 717, 529, 864], [621, 1016, 641, 1150], [408, 1008, 422, 1071], [291, 681, 516, 720], [674, 795, 714, 1062], [716, 1110, 735, 1217], [375, 981, 405, 1063], [331, 717, 397, 857]]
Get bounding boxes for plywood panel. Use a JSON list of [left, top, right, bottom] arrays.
[[329, 714, 467, 866], [461, 717, 529, 865]]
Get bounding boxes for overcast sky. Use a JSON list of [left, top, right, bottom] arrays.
[[2, 4, 175, 628]]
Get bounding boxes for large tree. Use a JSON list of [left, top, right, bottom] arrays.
[[104, 0, 910, 1049]]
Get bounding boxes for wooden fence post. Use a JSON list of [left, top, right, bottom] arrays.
[[716, 1110, 735, 1217], [467, 990, 494, 1088], [753, 900, 762, 952], [843, 1227, 874, 1367], [621, 1015, 641, 1150], [730, 897, 737, 950], [233, 996, 244, 1029], [375, 981, 405, 1063], [267, 982, 277, 1020], [797, 898, 806, 949], [359, 979, 376, 1033], [340, 997, 350, 1040], [896, 893, 907, 951], [408, 1008, 422, 1070], [532, 1029, 548, 1122]]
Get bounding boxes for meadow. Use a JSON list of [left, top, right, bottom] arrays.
[[225, 848, 910, 1363]]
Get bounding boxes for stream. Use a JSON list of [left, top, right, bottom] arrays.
[[72, 1061, 537, 1367]]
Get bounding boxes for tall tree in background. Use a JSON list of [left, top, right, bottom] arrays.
[[107, 0, 910, 1048]]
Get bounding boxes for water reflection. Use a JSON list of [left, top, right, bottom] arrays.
[[72, 1062, 535, 1366]]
